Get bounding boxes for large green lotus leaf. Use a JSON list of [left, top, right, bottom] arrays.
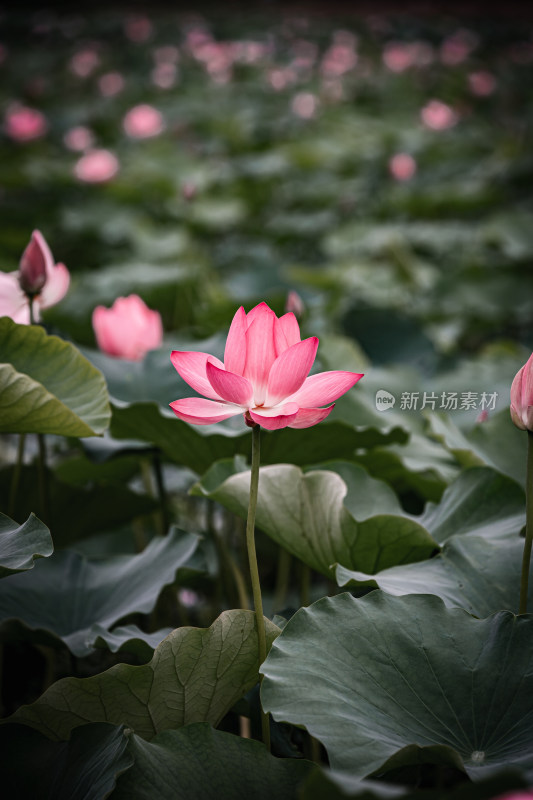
[[193, 461, 437, 578], [110, 401, 407, 475], [352, 434, 458, 503], [261, 593, 533, 779], [113, 723, 313, 800], [417, 466, 525, 544], [0, 318, 110, 436], [0, 465, 157, 546], [3, 722, 133, 800], [91, 624, 174, 661], [0, 512, 53, 578], [336, 534, 527, 617], [299, 767, 530, 800], [10, 610, 280, 741], [429, 409, 527, 485], [0, 528, 199, 656], [428, 411, 527, 487]]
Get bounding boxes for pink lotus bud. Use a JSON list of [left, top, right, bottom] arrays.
[[18, 231, 48, 296], [285, 291, 305, 318], [92, 295, 163, 361], [476, 409, 489, 423], [510, 353, 533, 432], [0, 230, 70, 324]]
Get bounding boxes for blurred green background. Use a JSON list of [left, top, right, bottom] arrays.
[[1, 2, 532, 373]]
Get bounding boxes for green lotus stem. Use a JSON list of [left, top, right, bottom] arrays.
[[245, 424, 270, 751], [28, 296, 36, 326], [519, 431, 533, 614], [8, 433, 26, 518]]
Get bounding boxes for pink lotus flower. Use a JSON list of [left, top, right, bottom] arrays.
[[123, 104, 164, 139], [92, 295, 163, 361], [74, 149, 119, 183], [0, 231, 70, 324], [510, 353, 533, 431], [4, 104, 48, 142], [170, 302, 363, 430]]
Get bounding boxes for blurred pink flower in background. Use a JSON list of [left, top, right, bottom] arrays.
[[0, 230, 70, 324], [321, 42, 357, 77], [170, 302, 363, 430], [63, 125, 94, 152], [74, 149, 119, 183], [182, 181, 197, 201], [268, 69, 291, 91], [491, 792, 533, 800], [285, 290, 305, 318], [389, 153, 417, 181], [468, 70, 497, 97], [125, 14, 153, 43], [382, 42, 414, 73], [440, 30, 478, 66], [152, 63, 177, 89], [123, 104, 165, 138], [69, 48, 100, 78], [98, 72, 125, 97], [92, 295, 163, 361], [4, 104, 48, 142], [383, 41, 434, 72], [153, 45, 180, 64], [291, 92, 318, 119], [421, 99, 458, 130]]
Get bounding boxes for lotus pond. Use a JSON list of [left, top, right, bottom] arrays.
[[1, 5, 533, 799]]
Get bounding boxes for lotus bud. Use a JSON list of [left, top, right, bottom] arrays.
[[18, 231, 47, 297], [285, 290, 305, 319], [510, 353, 533, 432]]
